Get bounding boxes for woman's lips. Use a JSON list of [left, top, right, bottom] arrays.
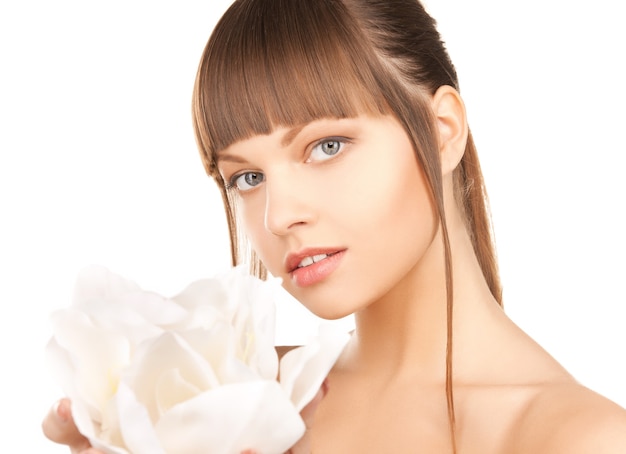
[[288, 249, 346, 287]]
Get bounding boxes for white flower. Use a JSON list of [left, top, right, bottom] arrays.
[[46, 265, 349, 454]]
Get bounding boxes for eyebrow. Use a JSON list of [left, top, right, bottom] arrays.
[[216, 124, 307, 163], [280, 124, 306, 147], [215, 153, 248, 164]]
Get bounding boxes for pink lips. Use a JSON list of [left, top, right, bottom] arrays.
[[286, 248, 346, 287]]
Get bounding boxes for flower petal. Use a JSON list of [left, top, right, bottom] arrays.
[[280, 328, 350, 411], [155, 368, 202, 416], [46, 265, 297, 453], [155, 380, 304, 454], [122, 331, 220, 422], [114, 382, 166, 454], [72, 265, 141, 304], [171, 278, 229, 326], [49, 309, 130, 415]]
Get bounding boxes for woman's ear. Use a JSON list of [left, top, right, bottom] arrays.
[[431, 85, 468, 176]]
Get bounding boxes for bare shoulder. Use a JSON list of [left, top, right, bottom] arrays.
[[509, 382, 626, 453]]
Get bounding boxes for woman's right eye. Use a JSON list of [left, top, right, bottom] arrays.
[[229, 171, 265, 192]]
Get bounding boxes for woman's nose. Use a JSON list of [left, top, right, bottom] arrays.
[[263, 172, 316, 236]]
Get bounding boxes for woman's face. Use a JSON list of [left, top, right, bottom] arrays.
[[217, 115, 438, 319]]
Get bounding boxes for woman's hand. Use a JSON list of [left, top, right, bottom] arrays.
[[41, 398, 102, 454], [43, 381, 327, 454]]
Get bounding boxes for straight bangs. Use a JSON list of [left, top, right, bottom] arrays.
[[193, 0, 394, 173], [191, 0, 444, 278]]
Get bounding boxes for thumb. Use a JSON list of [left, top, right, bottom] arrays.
[[42, 398, 91, 451]]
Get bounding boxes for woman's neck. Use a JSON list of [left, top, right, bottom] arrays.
[[341, 218, 502, 385]]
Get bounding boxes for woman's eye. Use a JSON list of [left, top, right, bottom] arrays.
[[229, 171, 265, 191], [307, 138, 347, 162]]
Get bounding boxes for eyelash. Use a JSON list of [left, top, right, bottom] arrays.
[[306, 136, 349, 163], [225, 172, 263, 192], [225, 136, 350, 192]]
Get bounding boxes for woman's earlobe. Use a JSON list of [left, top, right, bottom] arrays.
[[431, 85, 468, 175]]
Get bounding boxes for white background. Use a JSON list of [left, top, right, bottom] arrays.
[[1, 0, 624, 451]]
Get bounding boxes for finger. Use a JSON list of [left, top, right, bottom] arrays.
[[42, 398, 91, 452]]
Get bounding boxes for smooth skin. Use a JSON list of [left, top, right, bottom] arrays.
[[44, 86, 626, 452], [220, 85, 626, 452]]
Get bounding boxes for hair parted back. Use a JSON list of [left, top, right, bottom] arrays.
[[192, 0, 502, 449]]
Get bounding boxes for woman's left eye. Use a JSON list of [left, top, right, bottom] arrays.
[[307, 138, 347, 162]]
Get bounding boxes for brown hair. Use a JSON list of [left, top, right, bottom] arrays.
[[192, 0, 502, 450]]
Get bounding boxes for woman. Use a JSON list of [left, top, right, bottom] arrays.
[[44, 0, 626, 452]]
